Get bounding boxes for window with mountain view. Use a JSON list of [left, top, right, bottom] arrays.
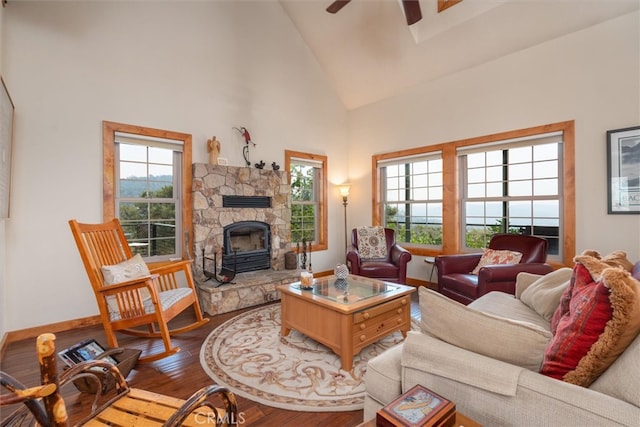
[[379, 154, 444, 247], [458, 133, 563, 255], [372, 121, 574, 265], [116, 140, 181, 258], [103, 121, 192, 262]]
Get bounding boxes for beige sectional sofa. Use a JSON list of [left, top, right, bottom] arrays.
[[364, 267, 640, 426]]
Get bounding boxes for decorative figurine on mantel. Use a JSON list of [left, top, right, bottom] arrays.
[[207, 136, 221, 165], [234, 126, 255, 166]]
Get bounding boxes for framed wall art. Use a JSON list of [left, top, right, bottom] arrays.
[[0, 77, 14, 219], [607, 125, 640, 214]]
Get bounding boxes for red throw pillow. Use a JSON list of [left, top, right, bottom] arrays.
[[540, 263, 612, 381]]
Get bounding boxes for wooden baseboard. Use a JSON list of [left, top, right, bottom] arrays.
[[406, 277, 436, 290], [3, 315, 102, 349]]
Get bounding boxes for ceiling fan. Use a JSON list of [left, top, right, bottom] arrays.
[[326, 0, 423, 26]]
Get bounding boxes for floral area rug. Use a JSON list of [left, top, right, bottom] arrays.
[[199, 303, 413, 412]]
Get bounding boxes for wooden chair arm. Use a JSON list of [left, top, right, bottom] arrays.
[[1, 372, 52, 426], [96, 275, 159, 294], [0, 383, 56, 405], [165, 384, 239, 427], [148, 259, 193, 275]]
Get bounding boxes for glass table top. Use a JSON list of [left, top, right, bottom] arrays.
[[291, 274, 401, 304]]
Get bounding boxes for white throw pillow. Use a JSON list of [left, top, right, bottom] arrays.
[[419, 287, 552, 371], [471, 248, 523, 274], [101, 254, 152, 314], [519, 268, 573, 322], [101, 253, 150, 284]]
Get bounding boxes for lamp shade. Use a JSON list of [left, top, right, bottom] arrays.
[[338, 184, 351, 198]]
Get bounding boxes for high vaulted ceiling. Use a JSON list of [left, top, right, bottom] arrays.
[[280, 0, 640, 110]]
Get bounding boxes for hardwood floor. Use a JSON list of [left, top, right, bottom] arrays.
[[1, 292, 421, 426]]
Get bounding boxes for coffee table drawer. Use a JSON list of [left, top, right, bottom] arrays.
[[353, 296, 409, 324], [353, 309, 407, 345]]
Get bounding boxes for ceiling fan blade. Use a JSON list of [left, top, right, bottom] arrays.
[[326, 0, 352, 14], [402, 0, 422, 25]]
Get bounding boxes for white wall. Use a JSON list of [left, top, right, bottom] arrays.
[[348, 11, 640, 281], [1, 1, 349, 332]]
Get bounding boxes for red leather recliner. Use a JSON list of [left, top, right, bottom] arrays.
[[346, 227, 412, 284], [435, 233, 553, 305]]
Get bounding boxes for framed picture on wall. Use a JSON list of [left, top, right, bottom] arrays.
[[607, 125, 640, 214], [0, 77, 14, 219]]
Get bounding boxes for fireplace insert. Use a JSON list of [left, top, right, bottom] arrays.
[[222, 221, 271, 273]]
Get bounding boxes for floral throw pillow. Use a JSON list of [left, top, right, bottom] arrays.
[[356, 226, 388, 260], [471, 248, 523, 275]]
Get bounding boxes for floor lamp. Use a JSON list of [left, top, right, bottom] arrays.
[[338, 184, 351, 251]]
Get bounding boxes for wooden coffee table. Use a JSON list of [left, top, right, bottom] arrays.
[[278, 275, 416, 371]]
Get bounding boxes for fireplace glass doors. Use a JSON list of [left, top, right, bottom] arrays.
[[222, 221, 271, 273]]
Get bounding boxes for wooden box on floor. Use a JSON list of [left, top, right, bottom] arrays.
[[376, 384, 456, 427], [71, 347, 141, 394]]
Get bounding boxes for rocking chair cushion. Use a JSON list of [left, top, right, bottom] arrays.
[[102, 254, 152, 314], [102, 254, 151, 284], [109, 288, 193, 321]]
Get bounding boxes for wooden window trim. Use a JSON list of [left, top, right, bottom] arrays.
[[372, 121, 575, 267], [285, 150, 328, 252], [438, 0, 463, 13], [102, 121, 193, 258]]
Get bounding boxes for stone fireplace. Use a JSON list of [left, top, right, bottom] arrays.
[[192, 164, 299, 314]]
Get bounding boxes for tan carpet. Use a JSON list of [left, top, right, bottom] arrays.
[[199, 303, 413, 412]]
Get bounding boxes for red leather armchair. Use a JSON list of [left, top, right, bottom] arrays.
[[435, 233, 553, 305], [346, 227, 412, 284]]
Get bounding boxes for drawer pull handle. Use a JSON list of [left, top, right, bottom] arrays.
[[360, 323, 366, 330], [363, 312, 370, 319], [397, 318, 402, 324], [397, 308, 402, 314], [360, 334, 366, 342], [401, 299, 407, 305]]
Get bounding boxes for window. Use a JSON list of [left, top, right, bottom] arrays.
[[285, 150, 327, 251], [459, 133, 563, 256], [103, 121, 192, 261], [373, 121, 575, 266], [379, 153, 444, 247]]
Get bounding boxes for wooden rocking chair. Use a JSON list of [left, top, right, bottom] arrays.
[[68, 219, 209, 363], [1, 333, 238, 426]]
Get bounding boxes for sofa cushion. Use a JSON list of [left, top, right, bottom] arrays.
[[520, 268, 573, 322], [590, 332, 640, 407], [514, 272, 543, 299], [364, 343, 404, 407], [419, 287, 551, 371], [470, 248, 523, 274], [541, 254, 640, 387], [469, 291, 550, 332], [359, 261, 398, 278]]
